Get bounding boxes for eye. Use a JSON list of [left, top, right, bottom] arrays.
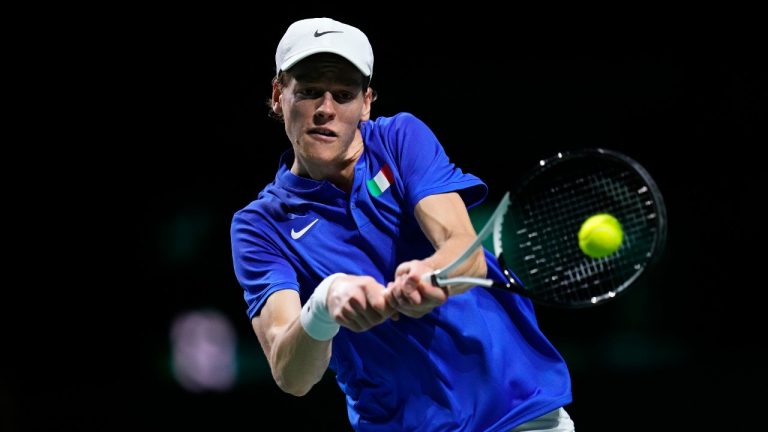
[[334, 91, 357, 103], [296, 88, 322, 99]]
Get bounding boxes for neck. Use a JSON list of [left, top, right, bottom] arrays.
[[292, 135, 364, 193]]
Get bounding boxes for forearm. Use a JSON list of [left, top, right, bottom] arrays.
[[415, 193, 488, 294], [386, 193, 486, 316], [254, 285, 340, 397], [257, 274, 391, 393], [422, 232, 487, 294], [423, 232, 486, 276], [268, 317, 332, 396]]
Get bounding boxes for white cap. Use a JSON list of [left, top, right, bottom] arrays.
[[275, 18, 374, 79]]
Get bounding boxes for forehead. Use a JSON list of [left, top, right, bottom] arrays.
[[289, 53, 365, 87]]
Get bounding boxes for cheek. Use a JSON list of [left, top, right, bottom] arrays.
[[340, 104, 365, 123], [286, 100, 312, 119], [281, 103, 302, 125]]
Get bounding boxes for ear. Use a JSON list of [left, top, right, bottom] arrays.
[[272, 80, 282, 115], [360, 88, 373, 121]]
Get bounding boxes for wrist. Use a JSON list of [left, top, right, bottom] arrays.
[[300, 273, 346, 341]]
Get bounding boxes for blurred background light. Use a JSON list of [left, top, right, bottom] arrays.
[[170, 309, 237, 393]]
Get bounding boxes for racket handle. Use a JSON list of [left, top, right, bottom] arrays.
[[421, 272, 438, 287]]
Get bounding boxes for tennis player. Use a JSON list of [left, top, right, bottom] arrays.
[[231, 17, 575, 431]]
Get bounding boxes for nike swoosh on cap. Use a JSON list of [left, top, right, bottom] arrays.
[[314, 30, 343, 37], [291, 218, 319, 240]]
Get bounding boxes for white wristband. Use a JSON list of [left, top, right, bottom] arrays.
[[300, 273, 345, 341]]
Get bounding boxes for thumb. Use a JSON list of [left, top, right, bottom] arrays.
[[383, 283, 400, 321]]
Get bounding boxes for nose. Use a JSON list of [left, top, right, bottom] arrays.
[[314, 91, 336, 123]]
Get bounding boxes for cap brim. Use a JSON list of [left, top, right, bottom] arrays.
[[279, 47, 371, 78]]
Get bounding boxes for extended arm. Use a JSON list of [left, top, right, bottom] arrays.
[[253, 275, 393, 396], [386, 192, 486, 317], [416, 192, 487, 286], [252, 290, 329, 396]]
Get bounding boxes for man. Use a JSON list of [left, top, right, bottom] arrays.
[[231, 17, 574, 431]]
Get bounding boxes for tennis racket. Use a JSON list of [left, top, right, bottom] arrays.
[[424, 148, 667, 308]]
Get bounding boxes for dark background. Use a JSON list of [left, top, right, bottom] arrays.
[[5, 9, 764, 431]]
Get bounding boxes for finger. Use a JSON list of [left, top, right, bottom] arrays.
[[353, 282, 393, 324], [377, 286, 401, 321], [332, 292, 373, 331], [421, 284, 448, 304], [338, 308, 373, 332], [394, 261, 412, 278], [408, 275, 448, 303], [403, 280, 423, 304], [384, 284, 399, 309], [386, 280, 405, 306], [349, 293, 394, 330], [365, 299, 394, 323], [365, 284, 396, 318], [395, 284, 418, 306]]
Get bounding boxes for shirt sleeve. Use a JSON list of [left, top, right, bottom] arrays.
[[389, 113, 487, 210], [231, 212, 299, 319]]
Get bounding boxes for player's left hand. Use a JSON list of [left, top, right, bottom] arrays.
[[385, 260, 448, 319]]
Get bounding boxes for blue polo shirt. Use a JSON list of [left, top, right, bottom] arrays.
[[231, 112, 572, 431]]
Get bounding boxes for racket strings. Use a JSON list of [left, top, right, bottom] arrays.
[[505, 161, 662, 306], [537, 175, 646, 300]]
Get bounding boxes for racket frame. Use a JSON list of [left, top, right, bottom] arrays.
[[424, 148, 667, 308]]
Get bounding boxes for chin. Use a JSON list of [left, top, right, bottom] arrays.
[[303, 147, 339, 162]]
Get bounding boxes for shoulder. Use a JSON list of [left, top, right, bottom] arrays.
[[231, 187, 285, 235], [362, 112, 436, 153], [365, 112, 425, 132]]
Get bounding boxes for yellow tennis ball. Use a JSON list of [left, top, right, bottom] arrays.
[[578, 213, 624, 258]]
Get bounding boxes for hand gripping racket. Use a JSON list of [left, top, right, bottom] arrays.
[[425, 148, 667, 308]]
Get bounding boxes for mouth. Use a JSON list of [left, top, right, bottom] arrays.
[[307, 127, 338, 138]]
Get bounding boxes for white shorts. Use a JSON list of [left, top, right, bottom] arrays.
[[509, 407, 575, 432]]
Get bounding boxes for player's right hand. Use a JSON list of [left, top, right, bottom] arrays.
[[325, 275, 396, 332]]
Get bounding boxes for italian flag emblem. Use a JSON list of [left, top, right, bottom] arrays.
[[367, 164, 394, 197]]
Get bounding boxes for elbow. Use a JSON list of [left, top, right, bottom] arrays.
[[274, 374, 315, 397], [285, 386, 312, 397], [272, 361, 323, 397]]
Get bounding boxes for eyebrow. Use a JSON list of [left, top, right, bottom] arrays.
[[294, 74, 363, 87]]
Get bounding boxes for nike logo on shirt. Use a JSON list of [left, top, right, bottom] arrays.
[[291, 218, 319, 240], [314, 30, 343, 37]]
